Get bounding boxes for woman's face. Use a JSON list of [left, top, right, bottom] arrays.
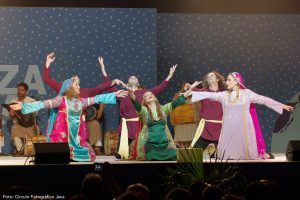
[[143, 92, 156, 104], [226, 74, 238, 90], [72, 79, 80, 95]]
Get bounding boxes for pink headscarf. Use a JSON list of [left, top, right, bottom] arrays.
[[231, 72, 266, 159]]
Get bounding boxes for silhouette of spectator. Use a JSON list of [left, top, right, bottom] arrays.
[[244, 179, 278, 200], [165, 188, 193, 200], [126, 183, 150, 200], [117, 191, 148, 200], [202, 185, 223, 200], [80, 173, 104, 200]]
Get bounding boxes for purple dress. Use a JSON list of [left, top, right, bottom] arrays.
[[191, 89, 283, 160]]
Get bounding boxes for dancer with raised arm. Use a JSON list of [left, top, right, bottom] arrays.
[[99, 57, 177, 159], [10, 77, 128, 162]]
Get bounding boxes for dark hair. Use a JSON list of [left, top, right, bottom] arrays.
[[17, 83, 29, 91], [165, 188, 193, 200], [127, 183, 150, 200], [244, 180, 278, 200], [81, 173, 104, 200], [202, 185, 223, 200]]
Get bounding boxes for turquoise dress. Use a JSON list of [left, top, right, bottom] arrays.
[[21, 93, 116, 162], [132, 96, 186, 160]]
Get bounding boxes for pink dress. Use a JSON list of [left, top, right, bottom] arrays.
[[191, 89, 283, 160]]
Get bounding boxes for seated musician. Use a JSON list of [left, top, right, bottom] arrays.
[[10, 83, 38, 156], [86, 103, 105, 155]]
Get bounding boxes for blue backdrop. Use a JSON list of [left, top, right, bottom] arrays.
[[0, 7, 157, 153]]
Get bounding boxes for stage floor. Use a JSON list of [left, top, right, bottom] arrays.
[[0, 153, 288, 166]]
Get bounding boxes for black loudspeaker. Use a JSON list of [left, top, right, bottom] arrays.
[[286, 141, 300, 161], [34, 143, 70, 164]]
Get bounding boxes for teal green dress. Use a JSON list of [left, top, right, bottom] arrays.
[[132, 96, 185, 161]]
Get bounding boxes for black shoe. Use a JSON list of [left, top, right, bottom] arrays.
[[267, 152, 275, 159], [115, 153, 121, 159]]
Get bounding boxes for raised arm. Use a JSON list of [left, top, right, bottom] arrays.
[[150, 64, 177, 95], [98, 56, 118, 92], [44, 52, 62, 93], [247, 89, 294, 114]]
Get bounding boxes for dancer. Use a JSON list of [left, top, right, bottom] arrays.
[[10, 77, 128, 161], [129, 90, 186, 160], [188, 71, 226, 152], [99, 57, 177, 159], [44, 52, 126, 154], [186, 72, 293, 160]]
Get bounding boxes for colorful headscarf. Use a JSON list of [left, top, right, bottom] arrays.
[[230, 72, 246, 89], [230, 72, 266, 158], [46, 78, 74, 141]]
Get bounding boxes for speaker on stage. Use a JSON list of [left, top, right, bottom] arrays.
[[34, 143, 70, 164], [285, 141, 300, 161]]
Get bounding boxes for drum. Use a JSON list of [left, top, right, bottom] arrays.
[[170, 103, 199, 126], [86, 106, 97, 121], [2, 103, 35, 127], [15, 110, 35, 127], [24, 134, 47, 156]]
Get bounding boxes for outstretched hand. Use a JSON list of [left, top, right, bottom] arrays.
[[166, 64, 177, 81], [283, 105, 294, 112], [184, 83, 192, 90], [112, 79, 128, 88], [115, 90, 128, 98], [190, 81, 202, 89], [183, 81, 202, 97], [9, 102, 22, 111], [46, 52, 55, 68]]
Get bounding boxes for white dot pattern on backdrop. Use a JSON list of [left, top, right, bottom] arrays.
[[157, 14, 300, 151], [0, 7, 157, 153]]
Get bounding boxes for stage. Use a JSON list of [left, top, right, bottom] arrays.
[[0, 153, 299, 199], [0, 153, 289, 166]]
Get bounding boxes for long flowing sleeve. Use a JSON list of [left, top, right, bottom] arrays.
[[247, 89, 283, 114], [130, 98, 147, 117], [191, 91, 225, 103], [22, 96, 63, 114], [80, 81, 113, 98], [43, 65, 62, 93], [81, 93, 116, 108], [162, 95, 186, 116], [150, 80, 169, 95]]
